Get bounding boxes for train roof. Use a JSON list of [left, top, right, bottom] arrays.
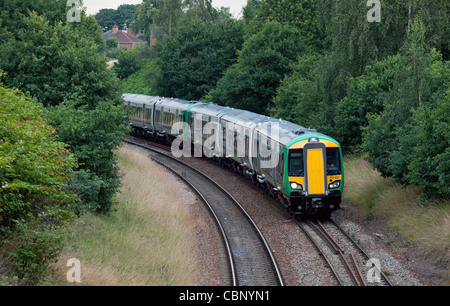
[[122, 93, 157, 105], [191, 101, 319, 146], [154, 97, 200, 110], [188, 102, 229, 118]]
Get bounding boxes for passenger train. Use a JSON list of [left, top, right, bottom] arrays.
[[123, 94, 343, 218]]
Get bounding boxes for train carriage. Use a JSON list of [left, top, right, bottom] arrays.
[[154, 97, 198, 138], [123, 94, 157, 136]]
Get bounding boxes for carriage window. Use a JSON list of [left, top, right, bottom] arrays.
[[326, 148, 341, 174], [288, 149, 304, 177], [144, 108, 152, 124], [131, 106, 143, 122], [277, 153, 284, 176], [155, 109, 161, 124]]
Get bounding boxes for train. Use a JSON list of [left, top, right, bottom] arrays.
[[123, 94, 343, 218]]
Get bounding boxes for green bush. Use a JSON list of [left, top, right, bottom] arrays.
[[48, 100, 129, 213], [362, 20, 450, 198], [335, 55, 399, 152], [407, 93, 450, 198], [0, 85, 77, 284], [8, 211, 72, 285]]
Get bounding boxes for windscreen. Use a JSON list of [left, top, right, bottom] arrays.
[[326, 148, 341, 175], [288, 149, 304, 177]]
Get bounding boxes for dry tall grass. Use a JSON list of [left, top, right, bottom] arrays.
[[343, 155, 450, 258], [48, 146, 198, 286]]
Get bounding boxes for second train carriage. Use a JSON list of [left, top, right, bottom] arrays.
[[123, 94, 343, 217]]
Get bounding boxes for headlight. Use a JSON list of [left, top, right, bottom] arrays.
[[290, 182, 303, 190], [328, 180, 340, 189]]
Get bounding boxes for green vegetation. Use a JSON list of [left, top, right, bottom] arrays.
[[207, 21, 308, 113], [0, 1, 128, 284], [343, 155, 450, 258], [155, 18, 244, 101], [94, 4, 138, 31], [0, 85, 77, 285]]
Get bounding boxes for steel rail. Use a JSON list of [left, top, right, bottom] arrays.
[[330, 219, 394, 286], [296, 220, 344, 286], [315, 220, 363, 286]]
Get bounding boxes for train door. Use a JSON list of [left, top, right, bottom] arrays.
[[304, 142, 327, 196], [253, 131, 261, 175], [209, 116, 222, 156], [154, 104, 162, 133], [144, 103, 153, 131], [248, 128, 255, 171], [221, 119, 229, 156], [243, 128, 251, 168], [275, 150, 284, 190]]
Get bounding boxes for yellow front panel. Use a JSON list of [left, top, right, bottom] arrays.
[[307, 149, 325, 195], [289, 176, 305, 186]]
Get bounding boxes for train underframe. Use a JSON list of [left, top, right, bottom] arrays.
[[287, 192, 341, 218]]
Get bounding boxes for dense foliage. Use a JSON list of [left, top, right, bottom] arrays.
[[95, 4, 138, 31], [155, 18, 244, 101], [0, 85, 77, 284], [208, 21, 308, 113], [0, 1, 129, 284]]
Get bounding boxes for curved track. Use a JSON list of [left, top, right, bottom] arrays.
[[123, 137, 284, 286]]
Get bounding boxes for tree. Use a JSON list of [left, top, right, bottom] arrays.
[[113, 47, 147, 80], [154, 18, 244, 100], [0, 0, 68, 25], [183, 0, 216, 22], [0, 12, 117, 108], [47, 100, 129, 213], [71, 14, 104, 47], [363, 19, 445, 183], [133, 0, 183, 41], [244, 0, 326, 51], [334, 55, 400, 151], [0, 10, 129, 213], [269, 55, 324, 129], [95, 8, 119, 31], [95, 4, 138, 31], [207, 21, 308, 114], [407, 88, 450, 198]]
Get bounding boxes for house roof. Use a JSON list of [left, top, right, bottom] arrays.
[[102, 30, 145, 45]]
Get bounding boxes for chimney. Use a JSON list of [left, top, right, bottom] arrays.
[[112, 24, 119, 33]]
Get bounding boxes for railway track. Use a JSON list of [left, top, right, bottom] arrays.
[[123, 137, 284, 286], [297, 218, 393, 286]]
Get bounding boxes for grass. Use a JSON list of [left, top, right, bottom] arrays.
[[47, 146, 198, 286], [343, 155, 450, 259]]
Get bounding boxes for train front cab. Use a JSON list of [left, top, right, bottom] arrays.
[[286, 136, 343, 217]]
